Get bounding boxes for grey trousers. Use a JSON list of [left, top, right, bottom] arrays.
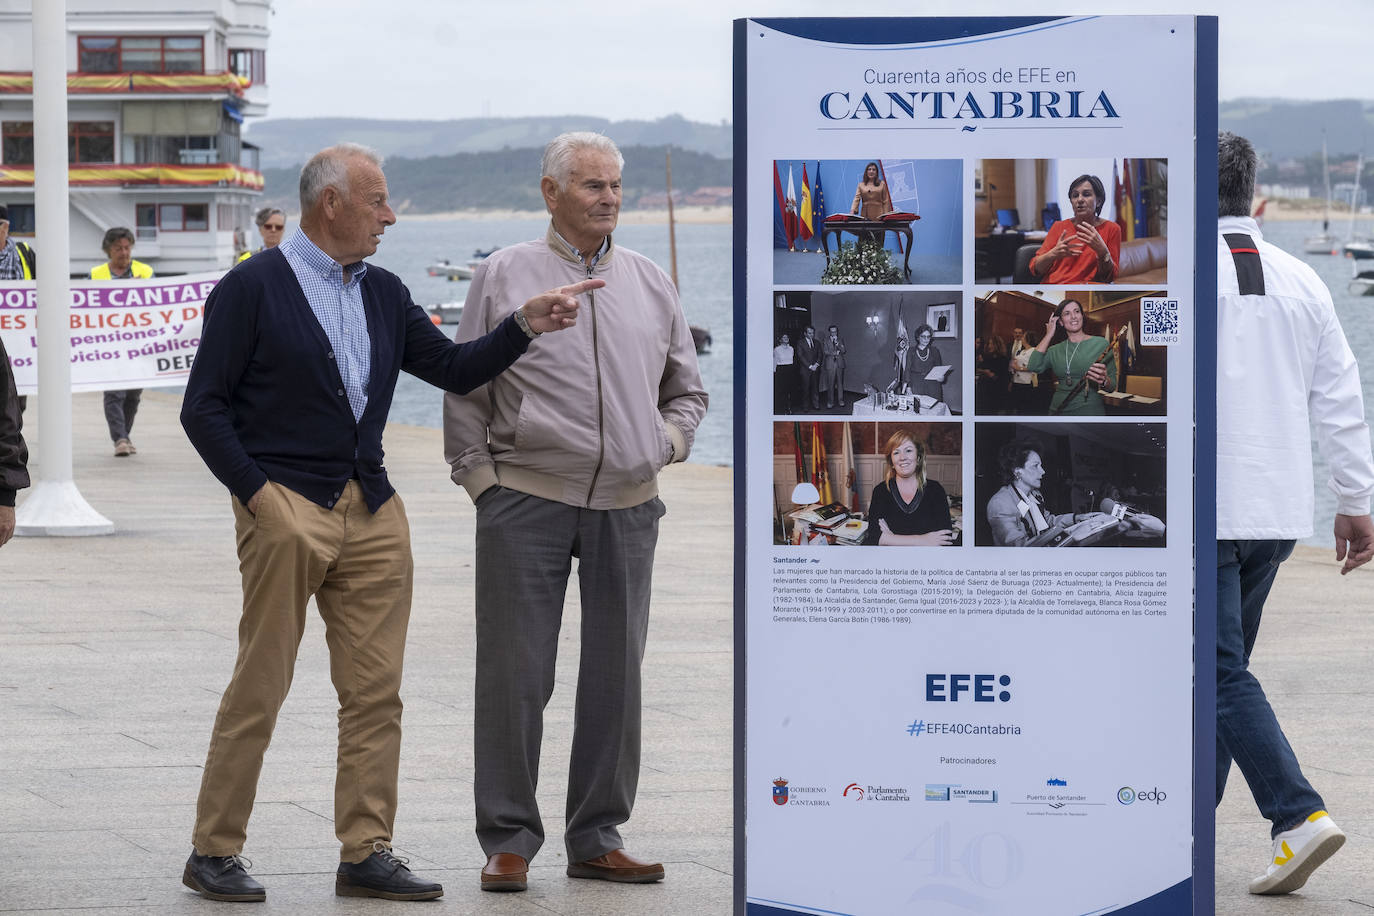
[[473, 487, 663, 863], [103, 388, 142, 442]]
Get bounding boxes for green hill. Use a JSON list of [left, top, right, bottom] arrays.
[[261, 144, 731, 214], [245, 114, 731, 170]]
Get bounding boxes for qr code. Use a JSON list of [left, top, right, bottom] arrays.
[[1141, 297, 1180, 344]]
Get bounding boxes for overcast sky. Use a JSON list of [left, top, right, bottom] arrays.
[[266, 0, 1370, 123]]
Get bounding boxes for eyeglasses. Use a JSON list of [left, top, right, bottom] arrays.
[[262, 223, 285, 231]]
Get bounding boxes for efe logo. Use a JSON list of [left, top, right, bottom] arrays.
[[926, 674, 1012, 702]]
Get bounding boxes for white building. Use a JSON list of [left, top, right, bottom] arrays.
[[0, 0, 270, 274]]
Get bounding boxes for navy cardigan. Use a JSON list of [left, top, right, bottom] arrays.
[[181, 247, 529, 512]]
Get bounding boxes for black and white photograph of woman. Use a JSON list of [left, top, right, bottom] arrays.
[[972, 422, 1167, 548], [774, 289, 964, 417]]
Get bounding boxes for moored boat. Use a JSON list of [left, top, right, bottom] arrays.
[[426, 247, 499, 281], [426, 301, 464, 324]]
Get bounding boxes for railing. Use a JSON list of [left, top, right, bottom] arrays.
[[0, 162, 263, 190], [0, 71, 250, 96]]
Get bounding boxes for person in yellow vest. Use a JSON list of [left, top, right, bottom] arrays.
[[236, 207, 286, 263], [91, 227, 152, 457], [0, 204, 35, 280], [0, 204, 37, 412]]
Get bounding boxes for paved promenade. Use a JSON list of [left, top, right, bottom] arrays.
[[2, 392, 1371, 914]]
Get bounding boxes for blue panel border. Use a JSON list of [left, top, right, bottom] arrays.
[[753, 16, 1062, 45], [747, 879, 1190, 916], [1113, 878, 1194, 915], [1193, 14, 1220, 916], [732, 17, 748, 916], [734, 15, 1216, 915]]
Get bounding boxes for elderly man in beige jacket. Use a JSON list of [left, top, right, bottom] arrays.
[[443, 131, 707, 893]]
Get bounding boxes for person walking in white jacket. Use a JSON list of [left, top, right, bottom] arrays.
[[1215, 130, 1374, 896]]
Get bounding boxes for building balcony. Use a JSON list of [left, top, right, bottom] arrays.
[[0, 162, 263, 190], [0, 71, 250, 98]]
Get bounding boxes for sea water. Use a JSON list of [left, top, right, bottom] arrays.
[[374, 216, 733, 468], [1263, 219, 1374, 548]]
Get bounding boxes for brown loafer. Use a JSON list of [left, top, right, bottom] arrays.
[[567, 848, 664, 884], [480, 852, 528, 892]]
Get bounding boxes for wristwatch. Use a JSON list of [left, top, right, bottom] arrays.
[[513, 306, 541, 339]]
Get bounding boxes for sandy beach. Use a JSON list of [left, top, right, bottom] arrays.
[[1254, 199, 1374, 222]]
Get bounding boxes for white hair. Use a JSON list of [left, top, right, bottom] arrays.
[[299, 143, 383, 211], [541, 132, 623, 188]]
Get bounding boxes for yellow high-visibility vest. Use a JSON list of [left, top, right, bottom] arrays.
[[90, 259, 153, 280]]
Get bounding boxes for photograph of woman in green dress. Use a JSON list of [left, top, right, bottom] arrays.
[[1026, 297, 1116, 415]]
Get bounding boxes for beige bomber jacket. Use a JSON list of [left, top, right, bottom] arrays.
[[442, 224, 708, 510]]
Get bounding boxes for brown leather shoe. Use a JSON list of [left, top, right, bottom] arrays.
[[567, 848, 664, 884], [480, 852, 528, 892]]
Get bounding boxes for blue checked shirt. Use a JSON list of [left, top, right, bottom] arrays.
[[280, 231, 371, 421]]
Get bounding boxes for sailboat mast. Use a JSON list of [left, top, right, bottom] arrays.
[[666, 149, 679, 290], [1321, 134, 1331, 233], [1348, 152, 1363, 241]]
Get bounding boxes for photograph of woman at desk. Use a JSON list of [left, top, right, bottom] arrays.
[[1029, 173, 1121, 284], [1027, 298, 1116, 416], [985, 440, 1111, 546], [862, 429, 955, 546], [772, 421, 961, 546], [974, 424, 1166, 548]]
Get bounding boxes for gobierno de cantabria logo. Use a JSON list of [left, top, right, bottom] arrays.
[[771, 777, 830, 807]]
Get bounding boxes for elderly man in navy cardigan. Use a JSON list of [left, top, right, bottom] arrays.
[[179, 143, 595, 904]]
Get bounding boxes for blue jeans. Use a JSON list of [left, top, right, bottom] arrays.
[[1216, 539, 1325, 837]]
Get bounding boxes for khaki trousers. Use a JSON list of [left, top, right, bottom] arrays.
[[191, 480, 413, 863]]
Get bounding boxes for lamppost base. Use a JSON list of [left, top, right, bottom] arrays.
[[14, 480, 115, 537]]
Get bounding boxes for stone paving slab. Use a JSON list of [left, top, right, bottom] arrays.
[[3, 393, 1372, 913]]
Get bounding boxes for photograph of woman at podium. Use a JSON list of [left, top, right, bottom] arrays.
[[1027, 298, 1117, 416], [772, 157, 962, 285], [973, 423, 1166, 548], [851, 161, 893, 246], [851, 161, 894, 220], [861, 428, 955, 546], [1029, 173, 1121, 284]]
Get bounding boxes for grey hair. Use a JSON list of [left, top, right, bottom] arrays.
[[1218, 131, 1257, 218], [101, 226, 135, 253], [299, 143, 383, 211], [541, 132, 623, 188], [254, 206, 285, 228]]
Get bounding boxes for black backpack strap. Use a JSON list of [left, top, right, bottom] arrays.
[[1223, 233, 1264, 296]]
